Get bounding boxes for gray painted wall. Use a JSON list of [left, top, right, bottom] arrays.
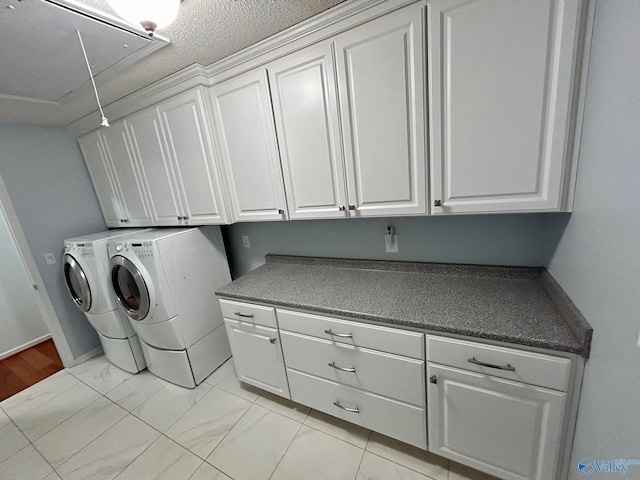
[[0, 122, 106, 359], [544, 1, 640, 476], [222, 213, 555, 279]]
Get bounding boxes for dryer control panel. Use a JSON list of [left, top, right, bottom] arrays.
[[128, 241, 156, 260]]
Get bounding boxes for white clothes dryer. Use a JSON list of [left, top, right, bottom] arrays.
[[107, 227, 232, 388], [63, 230, 148, 373]]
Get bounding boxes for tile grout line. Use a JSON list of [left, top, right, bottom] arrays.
[[185, 459, 207, 480], [48, 403, 137, 475], [197, 384, 262, 466], [0, 371, 80, 419], [265, 419, 305, 480], [0, 414, 58, 479]]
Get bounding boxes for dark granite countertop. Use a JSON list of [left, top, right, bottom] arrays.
[[216, 255, 592, 357]]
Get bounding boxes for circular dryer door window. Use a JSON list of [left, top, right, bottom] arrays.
[[63, 254, 92, 312], [110, 256, 150, 321]]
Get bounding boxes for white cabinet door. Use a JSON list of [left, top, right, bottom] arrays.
[[224, 318, 290, 399], [335, 4, 427, 217], [428, 0, 583, 213], [99, 120, 153, 226], [268, 42, 348, 220], [159, 88, 229, 225], [78, 131, 125, 227], [127, 106, 185, 226], [209, 70, 288, 222], [427, 363, 566, 480]]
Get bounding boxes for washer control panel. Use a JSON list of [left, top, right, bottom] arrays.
[[69, 242, 94, 257]]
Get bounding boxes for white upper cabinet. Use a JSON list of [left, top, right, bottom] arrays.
[[78, 124, 152, 228], [99, 120, 153, 226], [158, 88, 229, 225], [126, 106, 184, 226], [208, 70, 288, 222], [78, 131, 124, 227], [127, 88, 229, 226], [268, 42, 348, 220], [334, 4, 427, 217], [428, 0, 584, 214]]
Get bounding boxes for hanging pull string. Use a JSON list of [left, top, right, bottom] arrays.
[[76, 30, 109, 127]]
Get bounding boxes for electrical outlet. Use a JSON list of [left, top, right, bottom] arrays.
[[242, 235, 251, 248], [44, 253, 56, 265], [385, 234, 398, 253]]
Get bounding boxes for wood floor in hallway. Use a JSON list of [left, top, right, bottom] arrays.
[[0, 339, 64, 401]]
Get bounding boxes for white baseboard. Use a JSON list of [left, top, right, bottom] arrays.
[[69, 346, 104, 367], [0, 334, 52, 361]]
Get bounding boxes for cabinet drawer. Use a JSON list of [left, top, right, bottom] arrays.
[[288, 369, 426, 449], [281, 331, 424, 406], [426, 336, 571, 391], [277, 309, 424, 359], [219, 299, 277, 328]]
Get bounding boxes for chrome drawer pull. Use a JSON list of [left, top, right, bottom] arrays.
[[468, 357, 516, 372], [324, 329, 352, 338], [234, 311, 254, 318], [333, 401, 359, 413], [328, 362, 356, 373]]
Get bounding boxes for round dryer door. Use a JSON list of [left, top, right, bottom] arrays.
[[110, 256, 150, 321], [63, 254, 92, 312]]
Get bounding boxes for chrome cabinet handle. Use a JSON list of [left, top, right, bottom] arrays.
[[348, 205, 357, 211], [338, 205, 346, 211], [434, 200, 442, 207], [333, 401, 359, 413], [234, 311, 254, 318], [278, 209, 285, 215], [324, 329, 352, 338], [269, 337, 277, 344], [468, 357, 516, 372], [328, 362, 356, 373]]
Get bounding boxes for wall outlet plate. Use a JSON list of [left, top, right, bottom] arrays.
[[44, 252, 56, 265], [242, 235, 251, 248], [385, 234, 398, 253]]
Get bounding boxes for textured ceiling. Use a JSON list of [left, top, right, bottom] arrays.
[[0, 0, 345, 126]]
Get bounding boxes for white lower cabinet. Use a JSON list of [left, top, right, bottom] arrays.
[[280, 330, 425, 406], [288, 368, 426, 449], [427, 336, 569, 480], [427, 364, 565, 480], [223, 317, 290, 398], [219, 299, 577, 480]]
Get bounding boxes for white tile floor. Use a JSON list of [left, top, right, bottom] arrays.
[[0, 356, 498, 480]]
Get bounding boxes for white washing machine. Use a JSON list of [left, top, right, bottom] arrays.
[[63, 230, 148, 373], [107, 227, 232, 388]]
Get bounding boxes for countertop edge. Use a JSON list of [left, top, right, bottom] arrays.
[[540, 270, 593, 358], [216, 256, 592, 358], [215, 290, 585, 357]]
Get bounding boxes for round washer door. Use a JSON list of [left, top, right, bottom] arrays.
[[110, 255, 150, 321], [63, 254, 92, 312]]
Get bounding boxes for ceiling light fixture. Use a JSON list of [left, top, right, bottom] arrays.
[[106, 0, 181, 34]]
